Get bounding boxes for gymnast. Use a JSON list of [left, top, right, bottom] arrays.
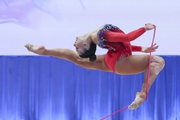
[[25, 23, 165, 110]]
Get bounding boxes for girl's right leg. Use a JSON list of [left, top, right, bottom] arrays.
[[115, 55, 165, 110]]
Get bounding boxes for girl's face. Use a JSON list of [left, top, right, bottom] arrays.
[[74, 36, 88, 55]]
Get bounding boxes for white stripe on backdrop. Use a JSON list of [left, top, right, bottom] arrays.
[[0, 0, 179, 55]]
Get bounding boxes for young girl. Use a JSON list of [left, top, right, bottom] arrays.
[[25, 23, 165, 110]]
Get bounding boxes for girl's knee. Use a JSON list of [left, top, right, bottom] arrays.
[[151, 56, 165, 75], [153, 56, 165, 65]]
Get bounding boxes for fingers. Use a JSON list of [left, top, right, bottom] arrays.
[[153, 43, 156, 46], [152, 43, 158, 47], [151, 44, 159, 52], [154, 45, 159, 49], [146, 43, 158, 53], [145, 23, 155, 30], [151, 43, 159, 49]]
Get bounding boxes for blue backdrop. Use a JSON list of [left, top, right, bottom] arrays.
[[0, 56, 179, 120]]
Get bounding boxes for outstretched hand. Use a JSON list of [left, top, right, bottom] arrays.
[[142, 43, 159, 53], [144, 23, 154, 30]]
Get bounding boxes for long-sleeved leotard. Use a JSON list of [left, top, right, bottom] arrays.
[[97, 24, 145, 72], [104, 27, 145, 42]]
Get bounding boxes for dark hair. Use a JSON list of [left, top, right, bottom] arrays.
[[79, 42, 97, 62]]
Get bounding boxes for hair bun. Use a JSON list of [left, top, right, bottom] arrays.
[[89, 55, 96, 62]]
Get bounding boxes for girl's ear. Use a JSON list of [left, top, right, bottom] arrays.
[[83, 43, 89, 49]]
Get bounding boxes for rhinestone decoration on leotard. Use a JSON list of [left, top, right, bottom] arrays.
[[97, 24, 120, 51]]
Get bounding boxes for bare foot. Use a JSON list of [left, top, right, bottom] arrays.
[[25, 44, 46, 55], [128, 92, 146, 110]]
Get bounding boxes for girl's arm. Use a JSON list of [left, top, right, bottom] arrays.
[[131, 45, 142, 52], [104, 23, 154, 42], [131, 43, 159, 53], [104, 27, 146, 42]]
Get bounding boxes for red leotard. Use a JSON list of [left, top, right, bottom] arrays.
[[97, 24, 146, 72]]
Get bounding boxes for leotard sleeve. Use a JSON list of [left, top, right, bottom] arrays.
[[104, 27, 146, 42], [131, 45, 142, 52]]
